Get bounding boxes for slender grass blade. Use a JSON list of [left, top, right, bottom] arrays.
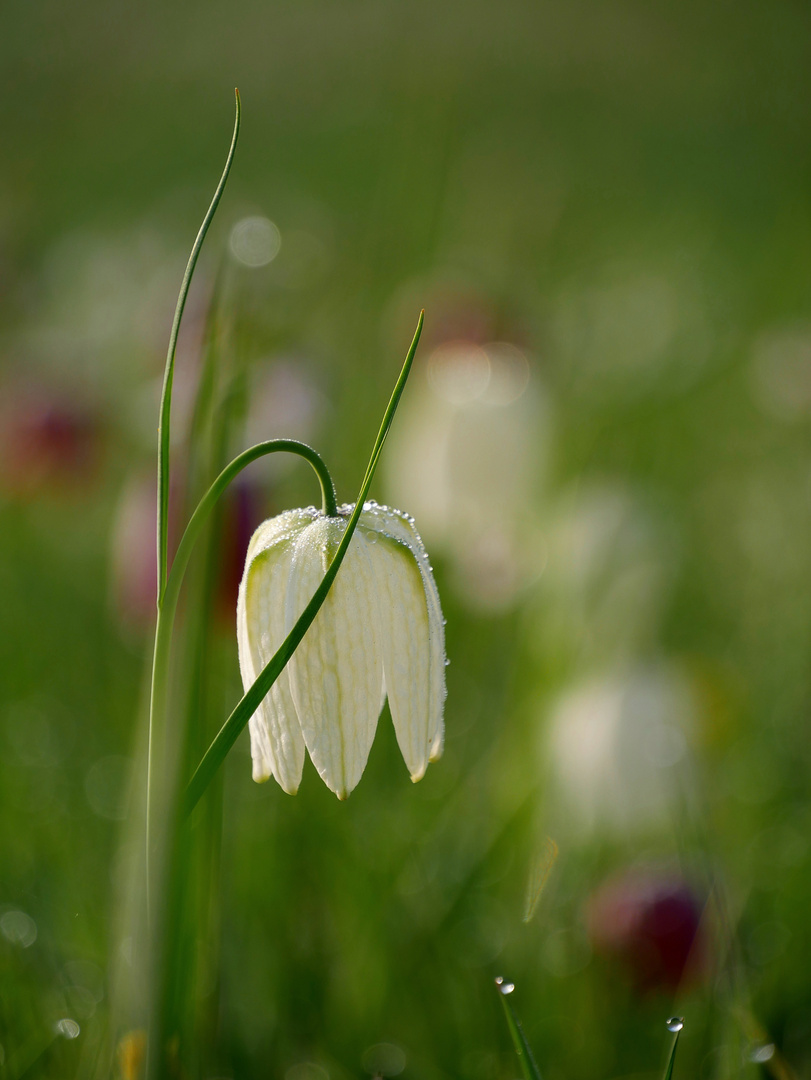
[[664, 1018, 684, 1080], [495, 977, 543, 1080]]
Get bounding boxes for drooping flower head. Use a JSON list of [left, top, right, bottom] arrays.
[[237, 500, 446, 799]]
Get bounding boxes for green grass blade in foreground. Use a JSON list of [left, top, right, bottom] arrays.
[[156, 88, 241, 602], [663, 1019, 684, 1080], [182, 310, 424, 815], [495, 978, 543, 1080]]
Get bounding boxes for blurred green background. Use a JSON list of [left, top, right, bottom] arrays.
[[2, 0, 811, 1077]]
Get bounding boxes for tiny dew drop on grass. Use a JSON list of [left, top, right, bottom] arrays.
[[494, 985, 688, 1080], [662, 1016, 684, 1080], [494, 978, 542, 1080]]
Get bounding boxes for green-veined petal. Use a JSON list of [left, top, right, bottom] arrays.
[[285, 517, 384, 799]]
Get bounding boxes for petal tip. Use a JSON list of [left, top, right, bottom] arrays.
[[410, 764, 427, 783]]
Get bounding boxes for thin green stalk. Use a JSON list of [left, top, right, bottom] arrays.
[[147, 90, 240, 923], [663, 1019, 684, 1080], [144, 439, 337, 1080], [157, 88, 240, 604], [182, 309, 424, 815], [495, 979, 542, 1080]]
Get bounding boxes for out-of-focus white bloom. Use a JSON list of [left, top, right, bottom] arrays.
[[545, 663, 697, 837], [237, 501, 446, 799], [750, 321, 811, 423], [385, 339, 548, 610]]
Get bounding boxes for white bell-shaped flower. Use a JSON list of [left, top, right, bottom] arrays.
[[237, 501, 446, 799]]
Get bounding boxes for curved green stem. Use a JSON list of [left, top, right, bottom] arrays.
[[146, 439, 336, 919], [170, 440, 336, 609], [157, 88, 241, 605], [182, 310, 424, 815]]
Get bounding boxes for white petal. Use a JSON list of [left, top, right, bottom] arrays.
[[364, 526, 432, 781], [361, 504, 446, 764], [237, 510, 315, 793], [285, 517, 384, 799]]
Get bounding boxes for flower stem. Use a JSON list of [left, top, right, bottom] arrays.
[[145, 438, 337, 1076], [157, 88, 240, 606]]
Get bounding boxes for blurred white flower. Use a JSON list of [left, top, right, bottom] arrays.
[[545, 663, 697, 837], [237, 501, 446, 799], [385, 339, 548, 610], [749, 322, 811, 423]]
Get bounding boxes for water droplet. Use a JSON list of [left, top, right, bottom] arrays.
[[494, 976, 515, 994], [55, 1018, 80, 1039], [750, 1044, 775, 1064], [666, 1017, 684, 1033]]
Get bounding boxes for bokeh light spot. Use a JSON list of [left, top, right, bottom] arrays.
[[427, 342, 490, 405], [230, 216, 282, 268], [481, 343, 530, 405], [54, 1018, 80, 1039], [0, 909, 37, 948]]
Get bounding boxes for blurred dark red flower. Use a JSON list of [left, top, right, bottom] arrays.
[[215, 479, 265, 618], [0, 386, 100, 496], [587, 870, 707, 993]]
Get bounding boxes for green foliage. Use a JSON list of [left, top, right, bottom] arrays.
[[2, 4, 811, 1078]]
